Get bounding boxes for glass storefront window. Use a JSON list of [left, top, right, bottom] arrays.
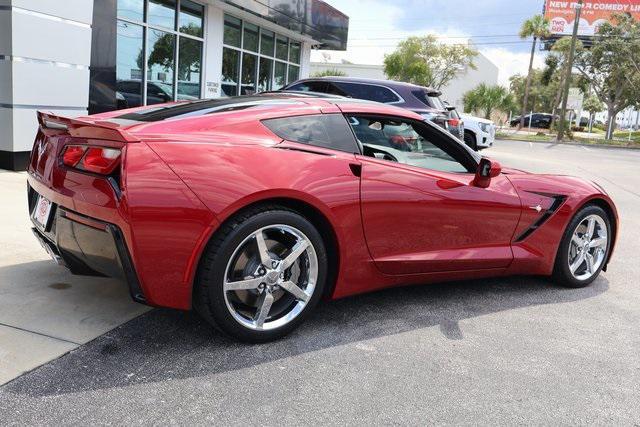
[[258, 57, 272, 92], [146, 28, 175, 105], [222, 48, 240, 97], [260, 29, 275, 56], [148, 0, 176, 29], [289, 42, 301, 64], [116, 20, 144, 108], [275, 35, 288, 61], [241, 53, 257, 95], [117, 0, 144, 22], [222, 14, 304, 97], [288, 65, 299, 84], [178, 37, 202, 99], [224, 15, 241, 48], [243, 23, 259, 52], [273, 61, 287, 90], [115, 0, 205, 108], [179, 0, 203, 37]]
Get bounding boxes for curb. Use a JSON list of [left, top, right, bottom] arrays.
[[495, 135, 640, 150]]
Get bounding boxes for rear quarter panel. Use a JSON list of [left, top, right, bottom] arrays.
[[148, 139, 384, 300]]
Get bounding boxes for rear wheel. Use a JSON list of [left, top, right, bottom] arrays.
[[464, 131, 478, 151], [553, 205, 611, 288], [195, 206, 327, 342]]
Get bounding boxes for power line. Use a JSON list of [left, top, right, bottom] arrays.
[[346, 40, 535, 47], [348, 11, 533, 22], [348, 34, 524, 41]]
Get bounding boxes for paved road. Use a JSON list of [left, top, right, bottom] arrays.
[[2, 140, 639, 425]]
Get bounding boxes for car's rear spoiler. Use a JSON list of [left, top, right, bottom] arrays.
[[37, 112, 139, 142]]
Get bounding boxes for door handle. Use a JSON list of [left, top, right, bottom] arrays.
[[349, 163, 362, 177]]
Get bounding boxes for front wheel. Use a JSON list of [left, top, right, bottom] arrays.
[[553, 205, 611, 288], [464, 131, 478, 151], [195, 206, 327, 342]]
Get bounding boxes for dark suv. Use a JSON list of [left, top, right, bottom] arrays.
[[510, 113, 556, 129], [282, 77, 458, 137]]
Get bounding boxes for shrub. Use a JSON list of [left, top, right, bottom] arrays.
[[552, 119, 574, 139]]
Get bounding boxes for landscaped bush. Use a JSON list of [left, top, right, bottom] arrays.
[[551, 119, 574, 139]]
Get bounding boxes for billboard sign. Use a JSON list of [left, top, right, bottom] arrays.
[[544, 0, 640, 36]]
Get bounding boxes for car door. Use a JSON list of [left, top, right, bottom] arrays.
[[345, 114, 522, 275]]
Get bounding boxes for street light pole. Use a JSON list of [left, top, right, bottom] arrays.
[[556, 0, 583, 141]]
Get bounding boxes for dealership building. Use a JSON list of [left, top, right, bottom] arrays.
[[0, 0, 348, 170]]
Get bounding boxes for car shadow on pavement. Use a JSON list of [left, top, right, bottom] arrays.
[[4, 275, 608, 397]]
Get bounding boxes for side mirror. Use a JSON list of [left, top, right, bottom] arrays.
[[473, 157, 501, 188]]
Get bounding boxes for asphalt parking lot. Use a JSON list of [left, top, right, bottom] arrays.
[[1, 139, 639, 425]]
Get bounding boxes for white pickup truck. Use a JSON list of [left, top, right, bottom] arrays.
[[460, 114, 495, 151]]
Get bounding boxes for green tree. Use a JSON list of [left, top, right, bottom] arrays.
[[383, 35, 478, 90], [548, 36, 584, 130], [575, 13, 640, 139], [518, 14, 550, 128], [509, 70, 558, 114], [311, 68, 347, 77], [583, 95, 604, 132], [463, 83, 514, 119]]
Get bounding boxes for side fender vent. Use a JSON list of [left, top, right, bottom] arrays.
[[515, 194, 567, 242]]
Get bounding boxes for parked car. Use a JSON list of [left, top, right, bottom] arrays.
[[28, 93, 618, 342], [282, 77, 459, 138], [510, 113, 556, 129], [117, 80, 197, 107], [443, 101, 465, 140], [461, 114, 495, 150]]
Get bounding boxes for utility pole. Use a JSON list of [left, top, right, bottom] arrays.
[[556, 0, 583, 141]]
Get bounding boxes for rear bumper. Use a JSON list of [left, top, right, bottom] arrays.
[[28, 183, 146, 304]]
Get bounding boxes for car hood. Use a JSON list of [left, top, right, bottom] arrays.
[[505, 171, 607, 200], [460, 114, 493, 125], [500, 166, 530, 175]]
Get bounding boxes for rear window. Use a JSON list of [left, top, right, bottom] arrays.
[[332, 82, 401, 103], [262, 114, 358, 153], [412, 90, 445, 110]]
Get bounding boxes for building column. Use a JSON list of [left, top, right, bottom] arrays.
[[0, 0, 93, 170]]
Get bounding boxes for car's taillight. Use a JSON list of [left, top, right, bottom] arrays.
[[448, 118, 461, 127], [62, 145, 86, 167], [82, 147, 121, 174], [61, 145, 121, 175]]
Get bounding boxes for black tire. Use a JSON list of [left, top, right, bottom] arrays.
[[464, 131, 478, 151], [552, 205, 611, 288], [194, 205, 328, 343]]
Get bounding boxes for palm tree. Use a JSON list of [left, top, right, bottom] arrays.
[[519, 15, 550, 128], [463, 83, 514, 119]]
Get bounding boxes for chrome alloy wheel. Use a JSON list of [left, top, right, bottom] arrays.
[[567, 214, 608, 281], [223, 224, 318, 331]]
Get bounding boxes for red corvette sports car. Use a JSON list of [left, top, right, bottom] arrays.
[[27, 94, 618, 342]]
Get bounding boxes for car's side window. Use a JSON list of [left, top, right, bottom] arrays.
[[346, 115, 475, 173], [324, 82, 349, 96], [287, 81, 327, 93], [262, 114, 359, 154], [333, 82, 400, 103]]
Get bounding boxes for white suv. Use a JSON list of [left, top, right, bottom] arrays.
[[460, 114, 495, 151]]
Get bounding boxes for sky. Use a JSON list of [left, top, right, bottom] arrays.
[[316, 0, 547, 86]]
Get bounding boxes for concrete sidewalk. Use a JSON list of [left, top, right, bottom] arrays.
[[0, 170, 148, 385]]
